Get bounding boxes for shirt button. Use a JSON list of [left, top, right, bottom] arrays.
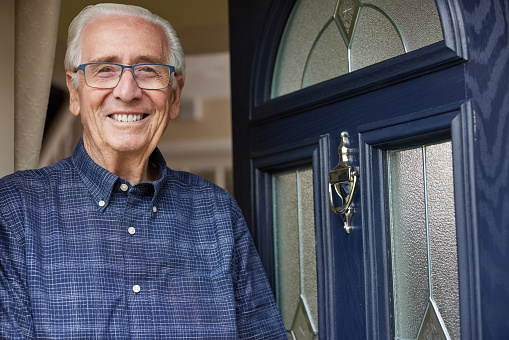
[[120, 184, 128, 192], [98, 200, 105, 207], [133, 285, 141, 293], [128, 227, 136, 235], [152, 206, 157, 213]]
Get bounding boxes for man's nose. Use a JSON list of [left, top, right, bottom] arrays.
[[112, 69, 143, 102]]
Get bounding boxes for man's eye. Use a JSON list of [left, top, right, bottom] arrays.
[[98, 67, 115, 73], [139, 67, 157, 73]]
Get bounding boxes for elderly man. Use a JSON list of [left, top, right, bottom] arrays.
[[0, 3, 286, 339]]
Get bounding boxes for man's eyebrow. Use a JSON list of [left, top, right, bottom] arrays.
[[89, 56, 119, 63], [88, 55, 167, 64], [134, 55, 167, 64]]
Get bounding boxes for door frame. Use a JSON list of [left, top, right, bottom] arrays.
[[229, 0, 508, 338], [359, 102, 480, 338]]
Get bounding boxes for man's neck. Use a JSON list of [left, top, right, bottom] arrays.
[[83, 138, 159, 185]]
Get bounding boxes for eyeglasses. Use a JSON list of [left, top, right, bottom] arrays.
[[76, 63, 175, 90]]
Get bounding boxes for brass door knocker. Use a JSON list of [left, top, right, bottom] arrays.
[[328, 132, 359, 233]]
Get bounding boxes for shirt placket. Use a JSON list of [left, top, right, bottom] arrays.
[[122, 183, 153, 338]]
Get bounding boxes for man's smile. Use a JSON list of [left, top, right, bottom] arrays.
[[109, 113, 149, 122]]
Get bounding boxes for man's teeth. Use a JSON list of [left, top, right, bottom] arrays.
[[111, 114, 144, 122]]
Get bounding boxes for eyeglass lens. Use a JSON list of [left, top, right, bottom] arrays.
[[84, 64, 171, 89]]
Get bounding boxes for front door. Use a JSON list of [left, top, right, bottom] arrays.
[[229, 0, 508, 338]]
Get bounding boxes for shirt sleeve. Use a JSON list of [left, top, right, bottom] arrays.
[[0, 188, 36, 339], [229, 198, 288, 339]]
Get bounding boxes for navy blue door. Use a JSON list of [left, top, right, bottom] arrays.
[[229, 0, 509, 338]]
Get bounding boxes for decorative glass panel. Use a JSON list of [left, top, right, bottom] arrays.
[[387, 141, 460, 340], [425, 143, 460, 340], [387, 147, 429, 338], [272, 0, 443, 98], [273, 167, 318, 339], [350, 6, 405, 70], [303, 21, 348, 90]]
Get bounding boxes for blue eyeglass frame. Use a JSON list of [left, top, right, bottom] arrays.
[[76, 62, 176, 89]]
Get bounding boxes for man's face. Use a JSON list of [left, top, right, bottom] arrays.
[[66, 15, 183, 159]]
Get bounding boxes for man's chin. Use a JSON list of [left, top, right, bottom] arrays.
[[111, 143, 148, 154], [104, 137, 151, 155]]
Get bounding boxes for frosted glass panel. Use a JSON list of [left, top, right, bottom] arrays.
[[272, 0, 337, 97], [274, 171, 300, 328], [388, 147, 429, 339], [426, 143, 460, 340], [387, 141, 459, 340], [299, 169, 318, 326], [273, 167, 318, 339], [351, 7, 404, 71], [303, 21, 348, 89], [367, 0, 443, 51], [272, 0, 443, 98]]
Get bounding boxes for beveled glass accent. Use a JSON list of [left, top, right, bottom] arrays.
[[334, 0, 361, 45], [416, 299, 451, 340], [271, 0, 443, 98], [273, 167, 318, 338], [290, 296, 317, 340]]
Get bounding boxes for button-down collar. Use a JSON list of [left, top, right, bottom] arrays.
[[71, 138, 168, 212]]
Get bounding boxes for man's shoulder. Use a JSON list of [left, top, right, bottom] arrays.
[[164, 168, 245, 226], [165, 168, 234, 203], [0, 157, 75, 197], [168, 169, 225, 191]]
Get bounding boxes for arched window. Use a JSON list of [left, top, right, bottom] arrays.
[[272, 0, 443, 98]]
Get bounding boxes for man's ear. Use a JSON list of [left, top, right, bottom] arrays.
[[169, 74, 184, 121], [66, 71, 80, 117]]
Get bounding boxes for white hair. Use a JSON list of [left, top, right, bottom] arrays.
[[65, 3, 185, 89]]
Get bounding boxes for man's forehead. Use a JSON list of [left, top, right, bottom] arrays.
[[80, 15, 169, 63], [88, 55, 167, 64]]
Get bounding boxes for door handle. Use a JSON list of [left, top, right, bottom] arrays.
[[328, 132, 359, 233]]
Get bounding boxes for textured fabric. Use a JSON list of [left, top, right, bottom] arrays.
[[15, 0, 61, 170], [0, 139, 286, 339]]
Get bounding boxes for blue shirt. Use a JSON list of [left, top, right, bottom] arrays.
[[0, 140, 286, 339]]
